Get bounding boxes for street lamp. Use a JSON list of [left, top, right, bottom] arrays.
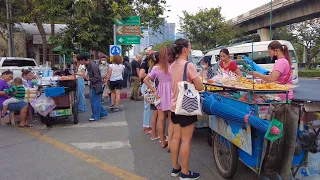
[[270, 0, 273, 40]]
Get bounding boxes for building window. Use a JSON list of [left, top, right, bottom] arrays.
[[39, 48, 60, 65]]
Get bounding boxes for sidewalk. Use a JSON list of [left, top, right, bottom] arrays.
[[85, 86, 141, 99]]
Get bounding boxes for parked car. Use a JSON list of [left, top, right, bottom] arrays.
[[0, 57, 40, 78]]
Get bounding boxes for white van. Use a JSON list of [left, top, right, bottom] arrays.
[[204, 40, 299, 84], [190, 50, 204, 65]]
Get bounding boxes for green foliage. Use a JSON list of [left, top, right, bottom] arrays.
[[179, 7, 243, 51], [288, 18, 320, 69], [152, 40, 174, 51], [298, 70, 320, 77], [0, 0, 28, 40], [54, 0, 168, 55]]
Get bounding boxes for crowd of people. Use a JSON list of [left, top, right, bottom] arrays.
[[0, 38, 294, 180]]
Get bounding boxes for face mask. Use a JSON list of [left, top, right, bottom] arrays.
[[201, 65, 206, 69], [101, 61, 106, 65]]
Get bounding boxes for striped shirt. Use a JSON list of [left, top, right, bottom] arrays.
[[4, 86, 26, 100]]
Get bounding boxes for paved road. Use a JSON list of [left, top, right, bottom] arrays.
[[294, 79, 320, 101], [0, 79, 319, 180]]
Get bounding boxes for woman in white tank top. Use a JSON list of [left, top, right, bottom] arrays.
[[105, 55, 125, 112]]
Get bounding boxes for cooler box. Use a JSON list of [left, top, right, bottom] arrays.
[[52, 92, 70, 108]]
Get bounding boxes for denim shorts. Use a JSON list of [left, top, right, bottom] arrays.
[[0, 101, 28, 112]]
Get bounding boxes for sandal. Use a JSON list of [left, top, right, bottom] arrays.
[[151, 136, 160, 141], [159, 136, 168, 143], [24, 124, 33, 127]]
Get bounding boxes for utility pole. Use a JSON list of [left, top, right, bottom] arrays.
[[270, 0, 273, 40], [6, 0, 15, 57]]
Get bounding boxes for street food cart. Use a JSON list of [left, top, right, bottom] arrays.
[[35, 76, 78, 127], [201, 74, 320, 179]]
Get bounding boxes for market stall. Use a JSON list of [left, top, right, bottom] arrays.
[[201, 71, 320, 179], [31, 75, 78, 127]]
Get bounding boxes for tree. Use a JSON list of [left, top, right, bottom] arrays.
[[55, 0, 168, 57], [179, 8, 243, 51], [0, 0, 27, 55], [288, 18, 320, 69], [24, 0, 73, 64]]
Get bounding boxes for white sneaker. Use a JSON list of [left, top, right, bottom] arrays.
[[89, 118, 95, 121]]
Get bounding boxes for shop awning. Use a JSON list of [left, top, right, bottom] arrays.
[[52, 45, 62, 52]]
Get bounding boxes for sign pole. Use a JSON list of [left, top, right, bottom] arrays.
[[113, 24, 116, 45]]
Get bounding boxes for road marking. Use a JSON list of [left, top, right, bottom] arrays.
[[71, 141, 130, 150], [59, 121, 128, 128], [21, 128, 147, 180]]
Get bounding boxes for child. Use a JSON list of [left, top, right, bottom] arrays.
[[2, 77, 26, 117]]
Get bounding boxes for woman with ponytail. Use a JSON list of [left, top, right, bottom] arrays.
[[253, 40, 294, 100], [144, 46, 172, 149]]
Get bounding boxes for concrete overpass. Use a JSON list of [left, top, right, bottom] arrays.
[[229, 0, 320, 41]]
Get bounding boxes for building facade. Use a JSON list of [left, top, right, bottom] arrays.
[[133, 19, 176, 56]]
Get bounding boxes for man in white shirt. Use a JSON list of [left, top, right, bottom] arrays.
[[99, 56, 109, 101], [99, 56, 109, 79]]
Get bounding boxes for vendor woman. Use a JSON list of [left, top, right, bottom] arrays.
[[219, 48, 242, 76], [252, 40, 293, 100]]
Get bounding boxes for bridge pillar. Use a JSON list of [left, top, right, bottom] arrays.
[[257, 28, 271, 41]]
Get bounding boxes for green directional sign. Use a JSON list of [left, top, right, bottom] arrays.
[[114, 16, 140, 26], [116, 36, 140, 45]]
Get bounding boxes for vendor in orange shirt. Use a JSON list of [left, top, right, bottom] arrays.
[[219, 48, 242, 77]]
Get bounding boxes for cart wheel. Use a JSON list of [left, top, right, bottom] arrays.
[[206, 129, 213, 147], [212, 132, 238, 179], [72, 101, 78, 124], [43, 115, 51, 127], [40, 115, 45, 123]]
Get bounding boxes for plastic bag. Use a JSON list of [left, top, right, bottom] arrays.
[[102, 84, 110, 98], [31, 93, 56, 117]]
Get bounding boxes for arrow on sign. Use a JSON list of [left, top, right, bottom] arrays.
[[116, 26, 123, 35], [118, 37, 124, 43]]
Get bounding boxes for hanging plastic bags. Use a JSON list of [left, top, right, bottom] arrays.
[[31, 93, 56, 117]]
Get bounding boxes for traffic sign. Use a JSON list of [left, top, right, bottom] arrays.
[[116, 36, 140, 45], [110, 45, 121, 56], [116, 26, 141, 35], [114, 16, 140, 26]]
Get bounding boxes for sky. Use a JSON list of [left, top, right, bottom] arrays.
[[164, 0, 271, 30]]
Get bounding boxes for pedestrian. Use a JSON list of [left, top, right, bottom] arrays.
[[143, 47, 173, 150], [73, 55, 87, 113], [123, 56, 131, 88], [99, 56, 110, 101], [77, 53, 108, 121], [130, 54, 142, 101], [140, 53, 158, 134], [169, 38, 203, 179], [104, 55, 124, 112]]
